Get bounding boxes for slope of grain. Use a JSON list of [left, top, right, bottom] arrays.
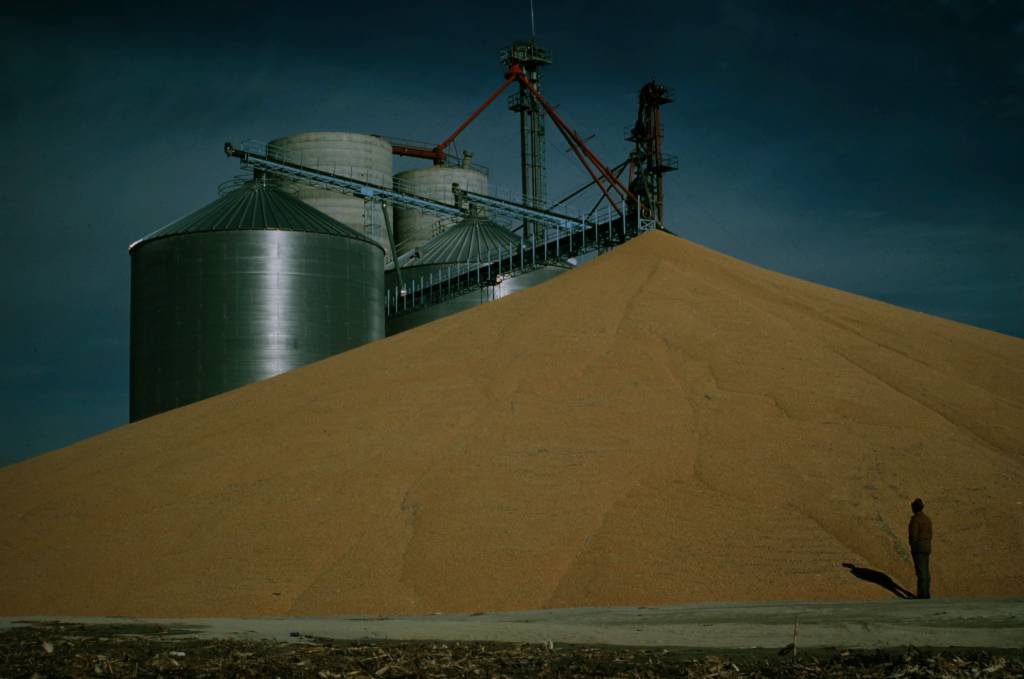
[[1, 230, 1022, 617]]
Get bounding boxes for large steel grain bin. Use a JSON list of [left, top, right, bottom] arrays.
[[388, 213, 521, 292], [129, 180, 384, 421]]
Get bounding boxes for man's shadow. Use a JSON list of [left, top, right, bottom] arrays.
[[841, 562, 915, 599]]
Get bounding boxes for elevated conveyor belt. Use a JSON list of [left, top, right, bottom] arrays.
[[383, 212, 651, 319], [225, 141, 654, 318]]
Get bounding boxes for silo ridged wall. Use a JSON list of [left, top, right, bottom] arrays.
[[269, 132, 394, 256], [393, 166, 488, 254], [129, 182, 384, 421]]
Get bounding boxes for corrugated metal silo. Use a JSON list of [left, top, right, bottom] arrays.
[[393, 212, 520, 286], [393, 163, 488, 255], [269, 131, 394, 255], [384, 214, 573, 337], [413, 213, 519, 265], [129, 181, 384, 422]]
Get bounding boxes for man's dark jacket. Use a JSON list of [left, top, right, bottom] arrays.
[[909, 512, 932, 554]]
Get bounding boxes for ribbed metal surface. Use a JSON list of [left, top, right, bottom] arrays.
[[393, 165, 488, 255], [413, 214, 521, 266], [133, 181, 378, 246], [386, 264, 570, 336], [269, 132, 394, 256], [129, 182, 384, 421]]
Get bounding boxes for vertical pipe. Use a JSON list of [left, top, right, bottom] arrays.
[[530, 108, 542, 215], [655, 105, 664, 225], [379, 201, 403, 291], [519, 101, 530, 237]]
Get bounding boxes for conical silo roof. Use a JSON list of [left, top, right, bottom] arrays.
[[130, 181, 381, 252], [412, 214, 521, 266]]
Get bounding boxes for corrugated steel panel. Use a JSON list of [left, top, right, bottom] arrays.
[[131, 181, 381, 251], [413, 214, 521, 266], [128, 181, 384, 422]]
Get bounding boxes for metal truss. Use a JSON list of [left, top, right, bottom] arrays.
[[225, 141, 590, 232], [225, 141, 463, 218]]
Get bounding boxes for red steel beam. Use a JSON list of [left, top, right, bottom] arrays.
[[397, 64, 633, 216], [391, 144, 444, 161], [434, 72, 519, 157], [511, 67, 635, 202], [558, 122, 624, 215], [500, 66, 621, 214]]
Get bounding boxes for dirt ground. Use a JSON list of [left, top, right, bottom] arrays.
[[4, 598, 1023, 678], [2, 621, 1022, 678]]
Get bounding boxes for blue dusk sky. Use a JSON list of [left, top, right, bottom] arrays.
[[1, 0, 1021, 465]]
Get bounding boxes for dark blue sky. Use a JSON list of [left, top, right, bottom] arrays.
[[1, 0, 1022, 466]]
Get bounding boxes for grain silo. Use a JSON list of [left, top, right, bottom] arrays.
[[129, 180, 384, 422], [268, 131, 394, 255], [385, 213, 570, 336], [408, 212, 519, 270], [393, 155, 488, 255], [388, 212, 520, 294]]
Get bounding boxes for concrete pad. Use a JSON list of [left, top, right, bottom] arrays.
[[4, 598, 1022, 650]]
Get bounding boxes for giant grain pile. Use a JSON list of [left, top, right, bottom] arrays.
[[2, 231, 1022, 617]]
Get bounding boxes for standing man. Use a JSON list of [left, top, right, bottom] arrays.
[[908, 498, 933, 599]]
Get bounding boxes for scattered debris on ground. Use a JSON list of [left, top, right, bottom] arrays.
[[2, 622, 1022, 678]]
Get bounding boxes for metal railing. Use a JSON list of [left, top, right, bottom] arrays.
[[231, 140, 463, 217], [228, 140, 596, 234], [385, 204, 656, 318], [225, 140, 658, 318]]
